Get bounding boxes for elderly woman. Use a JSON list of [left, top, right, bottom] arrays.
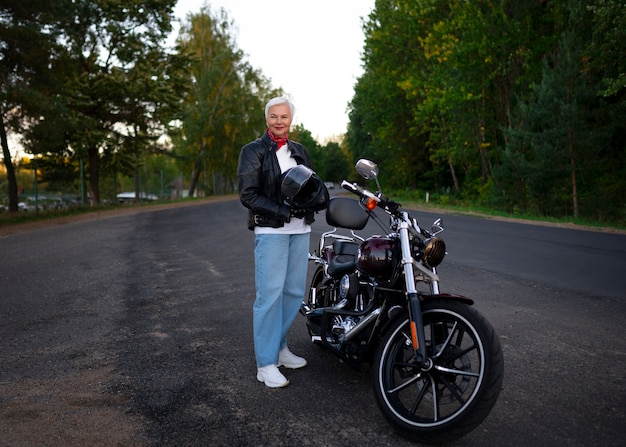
[[237, 97, 319, 388]]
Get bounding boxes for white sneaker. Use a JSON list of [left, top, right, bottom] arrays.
[[278, 346, 307, 369], [257, 365, 289, 388]]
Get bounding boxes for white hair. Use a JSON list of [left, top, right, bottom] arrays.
[[264, 96, 295, 120]]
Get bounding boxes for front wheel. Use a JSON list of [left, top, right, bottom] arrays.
[[372, 299, 504, 444]]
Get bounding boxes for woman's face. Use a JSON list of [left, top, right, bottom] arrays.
[[266, 104, 292, 138]]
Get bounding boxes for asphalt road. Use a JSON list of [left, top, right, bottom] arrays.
[[1, 198, 625, 447]]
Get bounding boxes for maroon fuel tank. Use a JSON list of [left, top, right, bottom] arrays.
[[357, 236, 399, 278]]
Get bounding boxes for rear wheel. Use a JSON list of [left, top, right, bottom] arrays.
[[373, 299, 504, 444]]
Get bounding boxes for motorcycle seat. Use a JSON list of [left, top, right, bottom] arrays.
[[328, 240, 359, 276]]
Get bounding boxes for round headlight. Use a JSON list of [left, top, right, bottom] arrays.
[[423, 237, 446, 267]]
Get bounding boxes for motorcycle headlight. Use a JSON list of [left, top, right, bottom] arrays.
[[422, 237, 446, 267]]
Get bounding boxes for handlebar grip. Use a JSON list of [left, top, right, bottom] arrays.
[[341, 180, 379, 202], [341, 180, 358, 193]]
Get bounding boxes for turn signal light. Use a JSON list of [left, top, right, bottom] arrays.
[[364, 198, 378, 210]]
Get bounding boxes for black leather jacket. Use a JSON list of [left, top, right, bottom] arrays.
[[237, 132, 315, 230]]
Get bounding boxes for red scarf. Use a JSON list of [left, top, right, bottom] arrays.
[[267, 129, 288, 150]]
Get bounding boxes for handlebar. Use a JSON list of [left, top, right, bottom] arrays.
[[340, 179, 439, 240], [341, 180, 379, 201], [341, 180, 401, 215]]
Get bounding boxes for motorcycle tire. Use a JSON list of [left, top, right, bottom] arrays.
[[372, 299, 504, 445]]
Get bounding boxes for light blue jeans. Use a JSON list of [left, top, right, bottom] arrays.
[[253, 233, 310, 367]]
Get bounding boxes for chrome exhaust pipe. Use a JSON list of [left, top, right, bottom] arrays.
[[343, 307, 382, 342]]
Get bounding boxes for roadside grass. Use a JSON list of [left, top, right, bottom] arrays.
[[387, 190, 626, 233], [2, 192, 625, 233], [0, 197, 208, 228]]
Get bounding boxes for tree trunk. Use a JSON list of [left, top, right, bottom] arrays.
[[0, 111, 19, 212], [88, 146, 100, 205], [448, 157, 460, 193], [188, 141, 206, 198], [478, 89, 493, 185], [134, 169, 141, 202], [568, 126, 578, 219], [188, 158, 201, 198]]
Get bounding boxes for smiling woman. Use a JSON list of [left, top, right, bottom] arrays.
[[173, 0, 375, 141]]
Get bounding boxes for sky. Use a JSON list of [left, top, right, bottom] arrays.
[[172, 0, 376, 142]]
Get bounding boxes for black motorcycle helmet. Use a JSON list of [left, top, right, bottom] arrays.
[[280, 165, 330, 211]]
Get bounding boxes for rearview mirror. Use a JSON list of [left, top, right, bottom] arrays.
[[355, 159, 379, 180]]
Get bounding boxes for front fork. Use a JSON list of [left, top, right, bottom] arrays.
[[398, 222, 433, 368]]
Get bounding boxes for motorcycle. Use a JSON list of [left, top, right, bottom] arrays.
[[302, 159, 504, 444]]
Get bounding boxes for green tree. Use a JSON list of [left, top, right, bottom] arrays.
[[347, 0, 432, 189], [15, 0, 181, 204], [352, 0, 521, 192], [321, 141, 351, 183], [584, 0, 626, 220], [513, 4, 611, 219], [176, 6, 277, 196], [586, 0, 626, 99], [0, 0, 67, 211]]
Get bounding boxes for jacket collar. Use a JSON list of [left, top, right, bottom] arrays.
[[260, 132, 306, 160], [261, 131, 278, 151]]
